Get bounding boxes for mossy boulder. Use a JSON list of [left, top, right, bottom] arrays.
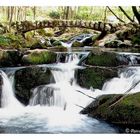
[[76, 67, 117, 89], [71, 41, 84, 47], [30, 42, 47, 50], [105, 40, 132, 48], [81, 92, 140, 128], [47, 46, 67, 52], [21, 49, 57, 65], [15, 66, 55, 105], [132, 33, 140, 45], [0, 49, 23, 67], [85, 51, 126, 67], [52, 40, 62, 46]]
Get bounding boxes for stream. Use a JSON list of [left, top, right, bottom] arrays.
[[0, 34, 140, 133]]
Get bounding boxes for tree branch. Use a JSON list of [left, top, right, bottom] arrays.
[[107, 6, 125, 23], [76, 90, 97, 100], [119, 6, 134, 22]]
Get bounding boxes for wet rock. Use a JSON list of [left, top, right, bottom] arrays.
[[76, 67, 117, 89], [21, 49, 57, 65], [71, 41, 84, 47], [30, 42, 46, 50], [104, 40, 123, 48], [15, 66, 55, 105], [0, 49, 23, 67], [52, 40, 62, 46], [70, 33, 93, 47], [85, 51, 127, 67], [47, 46, 67, 52], [81, 93, 140, 128], [83, 37, 93, 46]]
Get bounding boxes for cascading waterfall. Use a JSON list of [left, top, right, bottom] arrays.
[[0, 70, 23, 108], [102, 67, 140, 94], [29, 53, 92, 112], [1, 51, 140, 133]]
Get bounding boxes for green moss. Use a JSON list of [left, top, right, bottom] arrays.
[[0, 35, 11, 47], [36, 29, 47, 36], [22, 50, 56, 65], [85, 52, 119, 67], [15, 66, 54, 105], [87, 93, 140, 125], [132, 34, 140, 45], [77, 68, 117, 89], [71, 41, 84, 47], [0, 50, 22, 67], [0, 34, 24, 49]]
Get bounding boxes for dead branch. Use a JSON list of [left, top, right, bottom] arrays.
[[109, 80, 140, 108], [76, 90, 97, 100]]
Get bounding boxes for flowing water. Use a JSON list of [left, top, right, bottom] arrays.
[[1, 50, 140, 133]]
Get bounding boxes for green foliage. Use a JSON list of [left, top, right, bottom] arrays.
[[0, 34, 24, 49], [36, 29, 47, 36], [0, 35, 11, 47], [49, 11, 60, 19]]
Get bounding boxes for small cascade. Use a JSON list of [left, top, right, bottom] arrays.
[[61, 34, 93, 50], [29, 51, 91, 111], [117, 52, 140, 65], [56, 52, 89, 64], [29, 85, 66, 107], [102, 67, 140, 94], [0, 70, 23, 108]]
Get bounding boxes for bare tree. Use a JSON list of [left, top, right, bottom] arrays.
[[107, 6, 125, 23], [119, 6, 134, 22]]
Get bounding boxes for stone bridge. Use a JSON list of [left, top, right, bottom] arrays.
[[11, 20, 122, 34]]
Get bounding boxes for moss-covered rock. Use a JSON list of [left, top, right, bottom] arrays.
[[21, 49, 57, 65], [52, 40, 62, 46], [0, 49, 23, 67], [81, 92, 140, 128], [76, 67, 117, 89], [47, 46, 68, 52], [132, 33, 140, 45], [85, 51, 125, 67], [15, 66, 55, 105], [71, 41, 84, 47]]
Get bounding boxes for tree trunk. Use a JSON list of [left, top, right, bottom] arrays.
[[33, 6, 36, 20], [132, 6, 140, 24], [65, 6, 70, 20]]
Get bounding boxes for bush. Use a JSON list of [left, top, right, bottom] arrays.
[[132, 34, 140, 45], [0, 35, 10, 47], [49, 11, 60, 19]]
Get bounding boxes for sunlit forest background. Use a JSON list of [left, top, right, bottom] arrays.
[[0, 6, 134, 23]]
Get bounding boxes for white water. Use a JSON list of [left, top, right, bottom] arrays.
[[1, 52, 140, 133], [29, 53, 93, 113], [0, 70, 23, 108]]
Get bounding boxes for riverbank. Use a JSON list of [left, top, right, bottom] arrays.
[[81, 92, 140, 132]]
